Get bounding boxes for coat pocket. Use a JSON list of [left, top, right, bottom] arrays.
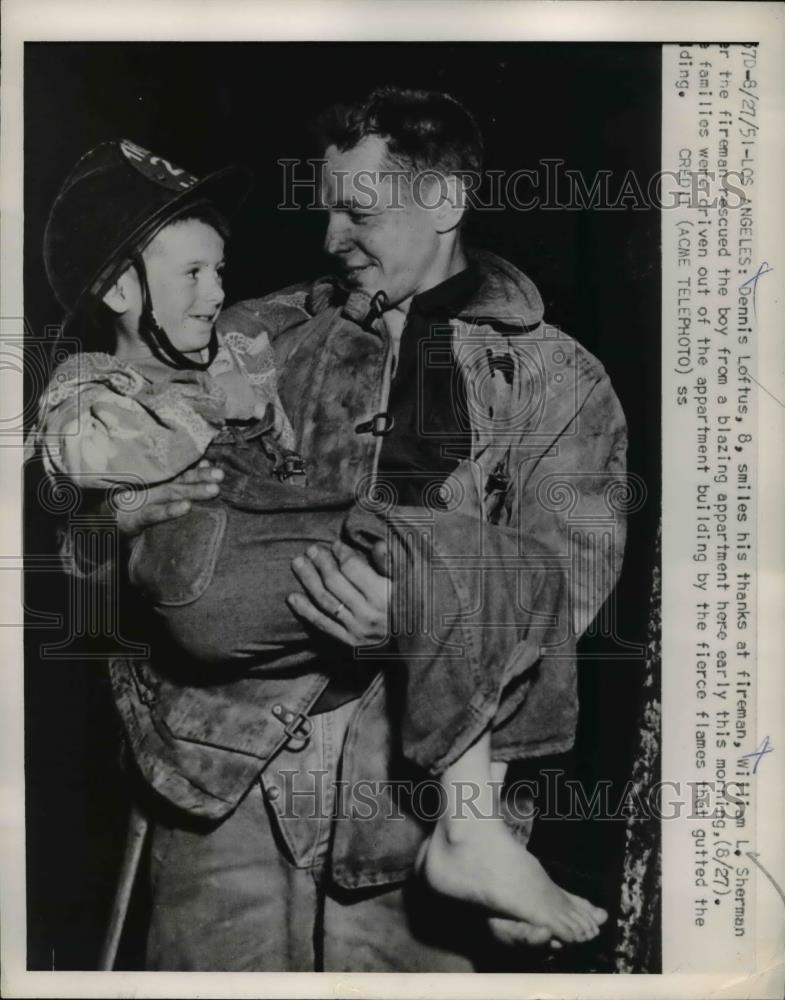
[[128, 505, 227, 607]]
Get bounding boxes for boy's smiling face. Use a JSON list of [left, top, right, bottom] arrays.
[[106, 216, 226, 360], [142, 218, 226, 354]]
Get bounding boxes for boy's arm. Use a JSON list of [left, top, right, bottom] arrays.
[[56, 291, 314, 576], [218, 286, 313, 369], [37, 354, 224, 490], [35, 352, 226, 578]]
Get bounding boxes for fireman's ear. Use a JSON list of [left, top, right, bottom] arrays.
[[431, 173, 468, 235]]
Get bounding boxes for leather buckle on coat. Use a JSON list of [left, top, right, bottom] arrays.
[[486, 459, 511, 495], [280, 455, 306, 479], [271, 704, 313, 750], [486, 470, 510, 494], [355, 412, 395, 437], [486, 348, 514, 385], [284, 712, 313, 750]]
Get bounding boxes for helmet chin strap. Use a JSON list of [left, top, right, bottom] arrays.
[[130, 253, 218, 371]]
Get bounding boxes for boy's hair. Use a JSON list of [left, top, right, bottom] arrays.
[[312, 86, 484, 178]]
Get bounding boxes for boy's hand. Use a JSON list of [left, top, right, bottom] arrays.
[[287, 540, 391, 649], [107, 461, 223, 538]]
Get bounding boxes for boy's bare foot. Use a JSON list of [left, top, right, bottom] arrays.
[[487, 915, 561, 949], [417, 817, 607, 944]]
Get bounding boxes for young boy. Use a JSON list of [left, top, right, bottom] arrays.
[[33, 139, 607, 946]]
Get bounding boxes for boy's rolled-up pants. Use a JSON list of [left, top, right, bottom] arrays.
[[129, 461, 575, 777]]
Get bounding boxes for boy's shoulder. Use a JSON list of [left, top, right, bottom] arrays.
[[47, 349, 148, 391]]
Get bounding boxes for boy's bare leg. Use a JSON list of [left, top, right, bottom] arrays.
[[417, 733, 608, 944], [485, 760, 557, 948]]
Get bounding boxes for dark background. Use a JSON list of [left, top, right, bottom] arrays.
[[24, 41, 661, 972]]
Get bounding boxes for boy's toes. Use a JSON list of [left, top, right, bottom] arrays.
[[487, 916, 553, 947], [579, 918, 600, 941], [571, 909, 597, 942], [570, 904, 600, 941], [570, 892, 606, 928], [553, 912, 583, 943]]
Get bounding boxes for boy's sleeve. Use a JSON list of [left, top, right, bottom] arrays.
[[218, 285, 313, 368], [214, 328, 298, 451], [36, 353, 226, 490], [218, 285, 311, 341]]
